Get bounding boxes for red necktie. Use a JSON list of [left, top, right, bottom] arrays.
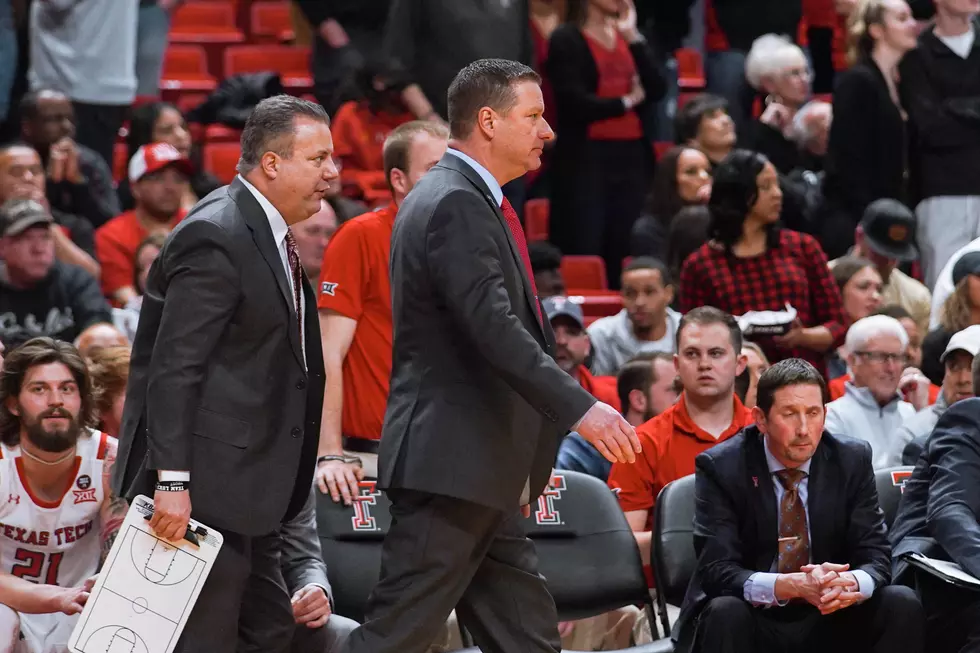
[[501, 197, 542, 323]]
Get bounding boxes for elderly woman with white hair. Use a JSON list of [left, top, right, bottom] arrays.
[[825, 314, 931, 469]]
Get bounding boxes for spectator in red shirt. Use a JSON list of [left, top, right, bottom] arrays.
[[617, 351, 679, 426], [543, 295, 620, 409], [680, 149, 846, 374], [95, 143, 192, 306]]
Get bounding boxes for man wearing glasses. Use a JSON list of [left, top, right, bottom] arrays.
[[825, 315, 931, 470]]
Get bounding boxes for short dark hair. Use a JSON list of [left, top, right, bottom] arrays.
[[529, 241, 562, 274], [674, 93, 729, 144], [446, 58, 541, 140], [872, 304, 913, 322], [708, 149, 779, 252], [616, 352, 674, 414], [676, 306, 742, 352], [0, 337, 98, 446], [755, 358, 828, 416], [623, 256, 672, 286], [237, 95, 330, 175], [18, 89, 68, 122], [382, 120, 449, 188]]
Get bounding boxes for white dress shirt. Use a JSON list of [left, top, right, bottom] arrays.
[[446, 148, 503, 206]]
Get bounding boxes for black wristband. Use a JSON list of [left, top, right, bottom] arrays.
[[156, 480, 189, 492]]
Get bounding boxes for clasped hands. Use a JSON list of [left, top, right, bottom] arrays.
[[774, 562, 863, 615]]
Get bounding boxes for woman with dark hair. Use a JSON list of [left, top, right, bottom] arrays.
[[630, 145, 711, 258], [679, 149, 846, 374], [117, 102, 222, 212], [547, 0, 665, 286]]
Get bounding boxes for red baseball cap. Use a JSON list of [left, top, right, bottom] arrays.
[[128, 142, 195, 184]]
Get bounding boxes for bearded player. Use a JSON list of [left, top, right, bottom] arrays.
[[0, 337, 126, 652]]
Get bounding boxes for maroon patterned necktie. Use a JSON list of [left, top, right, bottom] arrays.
[[775, 469, 810, 573], [284, 230, 303, 342], [500, 197, 542, 322]]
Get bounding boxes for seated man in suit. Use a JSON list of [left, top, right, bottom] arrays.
[[677, 358, 924, 653], [891, 358, 980, 653]]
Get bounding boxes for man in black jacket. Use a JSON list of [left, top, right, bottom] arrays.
[[676, 358, 923, 653], [900, 1, 980, 289]]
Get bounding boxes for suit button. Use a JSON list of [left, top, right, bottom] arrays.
[[296, 378, 306, 390], [291, 427, 302, 438]]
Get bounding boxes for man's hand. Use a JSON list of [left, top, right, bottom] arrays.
[[574, 402, 641, 464], [774, 571, 827, 607], [816, 571, 862, 615], [316, 460, 364, 505], [292, 584, 332, 629], [759, 102, 793, 133], [150, 489, 192, 541], [319, 18, 350, 49], [43, 577, 95, 615], [47, 137, 82, 184], [899, 367, 931, 411]]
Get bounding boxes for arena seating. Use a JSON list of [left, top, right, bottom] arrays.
[[875, 465, 914, 529], [651, 475, 695, 650]]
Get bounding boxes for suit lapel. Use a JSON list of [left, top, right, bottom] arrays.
[[747, 432, 779, 567], [806, 442, 830, 565], [229, 178, 305, 368]]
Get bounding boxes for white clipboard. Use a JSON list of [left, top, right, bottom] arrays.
[[68, 495, 223, 653]]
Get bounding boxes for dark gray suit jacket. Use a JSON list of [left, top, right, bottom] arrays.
[[379, 153, 596, 512], [111, 178, 326, 536], [281, 487, 333, 599]]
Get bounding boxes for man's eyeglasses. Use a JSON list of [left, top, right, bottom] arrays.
[[854, 351, 908, 365]]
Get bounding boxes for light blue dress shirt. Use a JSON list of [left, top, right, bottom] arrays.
[[446, 148, 503, 207], [742, 442, 875, 606]]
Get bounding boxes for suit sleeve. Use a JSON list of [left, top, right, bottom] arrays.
[[846, 441, 892, 588], [144, 221, 241, 472], [925, 404, 980, 579], [426, 191, 597, 433], [280, 486, 332, 599], [692, 452, 757, 599]]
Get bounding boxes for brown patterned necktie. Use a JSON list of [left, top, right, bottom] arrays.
[[284, 230, 303, 343], [775, 468, 810, 573]]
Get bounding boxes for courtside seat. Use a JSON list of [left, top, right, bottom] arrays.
[[650, 475, 697, 652], [875, 465, 914, 529]]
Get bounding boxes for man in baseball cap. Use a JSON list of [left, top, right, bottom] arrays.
[[95, 143, 193, 306], [902, 324, 980, 464], [0, 196, 52, 238], [830, 198, 932, 331], [542, 296, 620, 409]]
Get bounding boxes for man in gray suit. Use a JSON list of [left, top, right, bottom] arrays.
[[344, 59, 641, 653], [112, 95, 336, 652]]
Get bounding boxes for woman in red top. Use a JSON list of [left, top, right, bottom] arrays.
[[679, 150, 846, 375], [547, 0, 664, 287]]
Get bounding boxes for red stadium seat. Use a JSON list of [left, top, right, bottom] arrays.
[[561, 255, 608, 291], [203, 142, 242, 184], [675, 48, 705, 90], [525, 198, 550, 242], [571, 293, 623, 319], [250, 2, 295, 42], [223, 45, 312, 92], [203, 125, 242, 143], [113, 143, 129, 184], [160, 45, 217, 102], [169, 3, 246, 79], [175, 92, 209, 115]]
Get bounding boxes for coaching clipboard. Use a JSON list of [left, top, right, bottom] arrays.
[[68, 495, 223, 653]]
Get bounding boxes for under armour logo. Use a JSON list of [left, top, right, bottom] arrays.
[[8, 495, 19, 504], [320, 282, 338, 296]]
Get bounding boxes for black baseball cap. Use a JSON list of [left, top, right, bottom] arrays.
[[953, 251, 980, 287], [859, 199, 918, 262], [0, 199, 53, 237]]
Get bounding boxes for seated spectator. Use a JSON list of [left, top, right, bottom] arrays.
[[741, 341, 770, 408], [674, 93, 736, 166], [679, 358, 923, 653], [923, 251, 980, 385], [901, 325, 980, 465], [827, 256, 883, 378], [631, 146, 711, 259], [290, 200, 338, 281], [528, 241, 567, 299], [85, 344, 130, 437], [95, 143, 192, 306], [18, 90, 120, 227], [825, 315, 928, 469], [679, 149, 845, 375], [0, 199, 111, 349], [112, 233, 165, 342], [75, 324, 128, 357], [891, 361, 980, 653], [117, 101, 222, 213], [829, 198, 931, 332], [664, 205, 711, 300], [608, 307, 753, 577], [587, 257, 681, 376], [544, 296, 619, 409], [617, 351, 678, 427], [744, 34, 814, 174], [931, 236, 980, 330]]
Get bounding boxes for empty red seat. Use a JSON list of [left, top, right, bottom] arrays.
[[250, 2, 295, 42], [525, 198, 550, 242], [160, 45, 217, 101], [675, 48, 705, 90], [203, 142, 242, 184], [572, 293, 623, 319], [170, 2, 243, 38], [561, 255, 608, 291], [223, 45, 312, 92]]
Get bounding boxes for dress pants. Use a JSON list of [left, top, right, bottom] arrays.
[[71, 101, 128, 170], [344, 489, 561, 653], [695, 586, 923, 653], [917, 571, 980, 653]]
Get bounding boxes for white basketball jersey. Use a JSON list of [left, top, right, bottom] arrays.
[[0, 429, 112, 589]]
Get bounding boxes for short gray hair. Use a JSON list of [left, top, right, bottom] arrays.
[[744, 34, 808, 90], [789, 100, 832, 146], [237, 95, 329, 175], [845, 315, 909, 352]]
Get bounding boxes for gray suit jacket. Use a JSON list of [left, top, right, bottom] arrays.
[[281, 487, 332, 600], [112, 179, 326, 536], [380, 153, 596, 511]]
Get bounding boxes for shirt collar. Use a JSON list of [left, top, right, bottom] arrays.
[[446, 148, 503, 206], [237, 175, 289, 246], [763, 436, 813, 475], [672, 393, 752, 443]]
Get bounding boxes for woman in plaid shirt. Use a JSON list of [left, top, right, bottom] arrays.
[[679, 149, 846, 375]]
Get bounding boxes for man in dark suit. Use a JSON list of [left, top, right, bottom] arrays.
[[677, 358, 923, 653], [111, 95, 337, 653], [343, 59, 641, 653]]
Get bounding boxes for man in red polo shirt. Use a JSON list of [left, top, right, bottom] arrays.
[[609, 306, 753, 578], [315, 120, 448, 504]]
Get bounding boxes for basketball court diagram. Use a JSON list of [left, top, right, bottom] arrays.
[[69, 496, 223, 653]]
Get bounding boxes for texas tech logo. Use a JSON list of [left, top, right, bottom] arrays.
[[891, 469, 913, 493], [534, 474, 567, 525], [351, 481, 382, 531]]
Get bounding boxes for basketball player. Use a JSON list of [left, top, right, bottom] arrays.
[[0, 337, 127, 652]]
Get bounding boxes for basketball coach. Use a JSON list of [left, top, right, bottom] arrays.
[[344, 59, 642, 653], [112, 96, 336, 653]]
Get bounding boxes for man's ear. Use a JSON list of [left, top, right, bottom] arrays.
[[628, 388, 647, 415], [5, 397, 19, 418], [389, 168, 409, 199]]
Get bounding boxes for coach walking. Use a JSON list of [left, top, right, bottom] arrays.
[[112, 96, 335, 653], [344, 59, 641, 653]]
